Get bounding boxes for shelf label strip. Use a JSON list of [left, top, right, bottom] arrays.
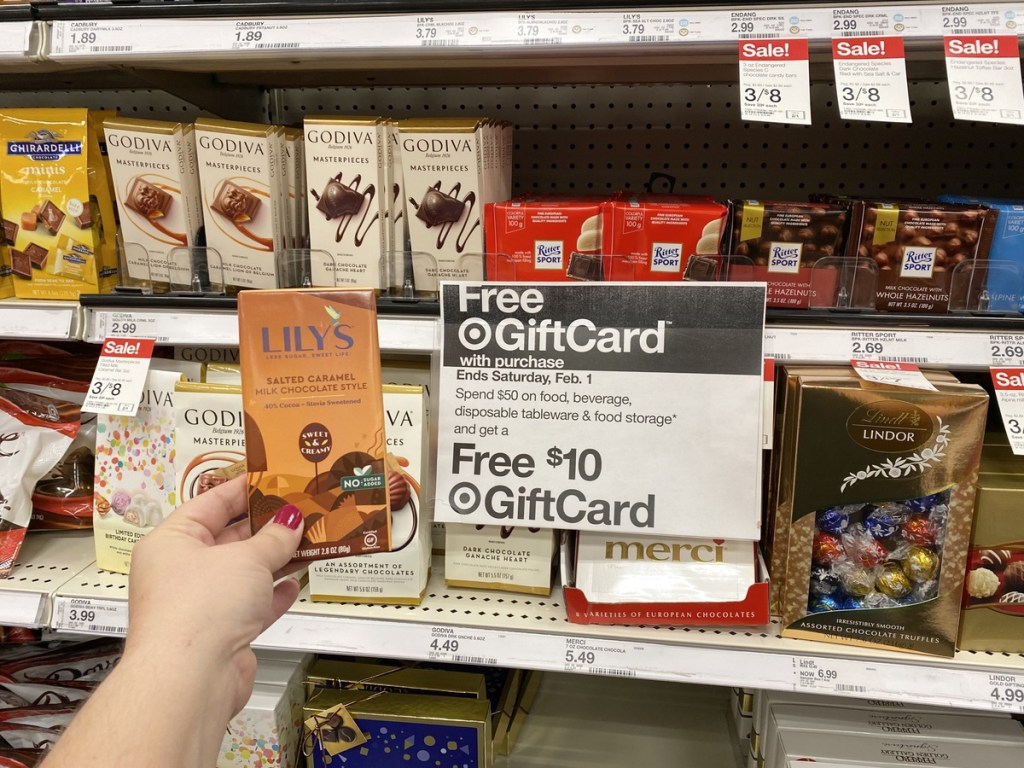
[[52, 597, 127, 636]]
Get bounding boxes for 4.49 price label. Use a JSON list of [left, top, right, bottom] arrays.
[[738, 38, 811, 125], [434, 282, 766, 539]]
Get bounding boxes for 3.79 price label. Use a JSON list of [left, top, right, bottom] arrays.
[[434, 282, 766, 539]]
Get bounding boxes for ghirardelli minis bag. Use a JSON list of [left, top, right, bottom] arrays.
[[0, 389, 79, 578]]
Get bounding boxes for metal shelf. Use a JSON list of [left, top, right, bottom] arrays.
[[38, 535, 1024, 714]]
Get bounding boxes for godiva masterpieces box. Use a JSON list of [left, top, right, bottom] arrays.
[[0, 108, 118, 299], [238, 288, 391, 563], [194, 118, 282, 289], [778, 371, 988, 656], [303, 688, 491, 768]]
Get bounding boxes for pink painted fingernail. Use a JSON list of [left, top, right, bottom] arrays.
[[272, 504, 302, 530]]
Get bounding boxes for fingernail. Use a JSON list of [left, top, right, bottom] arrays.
[[272, 504, 302, 530]]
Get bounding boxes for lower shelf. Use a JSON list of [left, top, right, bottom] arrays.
[[502, 674, 739, 768], [8, 531, 1024, 714]]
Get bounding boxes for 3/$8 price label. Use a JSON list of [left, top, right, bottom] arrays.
[[738, 37, 812, 125]]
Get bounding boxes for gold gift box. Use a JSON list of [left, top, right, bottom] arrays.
[[305, 658, 486, 701], [775, 368, 987, 656]]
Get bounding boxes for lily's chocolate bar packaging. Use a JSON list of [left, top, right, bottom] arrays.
[[303, 117, 387, 290], [776, 369, 988, 656], [239, 288, 391, 562]]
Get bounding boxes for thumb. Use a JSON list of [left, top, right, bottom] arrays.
[[244, 504, 304, 573]]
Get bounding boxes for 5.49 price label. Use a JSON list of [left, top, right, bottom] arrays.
[[435, 282, 766, 539], [739, 38, 811, 125]]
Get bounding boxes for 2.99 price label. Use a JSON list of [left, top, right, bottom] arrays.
[[434, 282, 766, 539]]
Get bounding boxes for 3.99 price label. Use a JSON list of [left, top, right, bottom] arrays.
[[434, 282, 765, 539], [738, 38, 812, 125]]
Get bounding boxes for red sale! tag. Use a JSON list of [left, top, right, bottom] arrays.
[[851, 359, 938, 391], [944, 35, 1024, 125], [82, 337, 156, 416], [991, 367, 1024, 455], [832, 35, 912, 123], [739, 37, 811, 125]]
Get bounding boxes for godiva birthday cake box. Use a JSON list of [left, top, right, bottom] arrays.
[[238, 288, 391, 563], [777, 370, 988, 656]]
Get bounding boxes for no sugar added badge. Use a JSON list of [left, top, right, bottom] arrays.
[[434, 281, 767, 540]]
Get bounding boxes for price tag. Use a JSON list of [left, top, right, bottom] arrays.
[[54, 598, 127, 635], [81, 337, 155, 416], [434, 282, 765, 540], [739, 38, 812, 125], [851, 359, 938, 391], [792, 657, 847, 693], [618, 13, 676, 45], [414, 15, 466, 47], [227, 20, 297, 51], [50, 21, 135, 55], [938, 4, 1011, 35], [944, 35, 1024, 125], [832, 36, 912, 123], [90, 310, 238, 345], [987, 333, 1024, 366], [848, 330, 922, 362], [990, 368, 1024, 454], [563, 638, 636, 677], [830, 7, 918, 37], [984, 672, 1024, 710], [509, 13, 568, 45], [422, 626, 498, 665], [726, 10, 811, 38]]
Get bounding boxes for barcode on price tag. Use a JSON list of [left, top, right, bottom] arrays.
[[54, 598, 127, 635], [81, 338, 155, 416]]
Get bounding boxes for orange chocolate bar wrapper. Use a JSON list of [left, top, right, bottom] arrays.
[[238, 288, 391, 562]]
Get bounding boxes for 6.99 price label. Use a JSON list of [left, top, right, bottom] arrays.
[[739, 38, 811, 125]]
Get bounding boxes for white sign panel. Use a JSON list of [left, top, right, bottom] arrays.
[[434, 282, 766, 539]]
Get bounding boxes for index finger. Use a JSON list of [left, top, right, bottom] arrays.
[[162, 475, 249, 542]]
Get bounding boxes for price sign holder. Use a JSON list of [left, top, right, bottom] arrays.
[[990, 367, 1024, 454], [739, 37, 812, 125], [81, 337, 155, 416], [434, 282, 765, 540], [832, 35, 912, 123]]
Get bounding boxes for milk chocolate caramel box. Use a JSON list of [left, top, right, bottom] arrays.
[[104, 118, 205, 286], [303, 117, 387, 290], [194, 119, 281, 289], [239, 288, 391, 562], [398, 118, 509, 292], [0, 109, 119, 299], [777, 371, 987, 656], [725, 200, 849, 308], [842, 199, 997, 313]]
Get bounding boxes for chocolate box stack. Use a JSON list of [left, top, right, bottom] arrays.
[[772, 365, 988, 656]]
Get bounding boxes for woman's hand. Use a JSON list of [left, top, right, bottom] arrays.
[[125, 475, 304, 715]]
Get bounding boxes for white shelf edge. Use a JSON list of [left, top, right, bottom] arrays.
[[0, 20, 34, 62], [0, 299, 81, 341], [1, 531, 100, 627], [39, 5, 1024, 62]]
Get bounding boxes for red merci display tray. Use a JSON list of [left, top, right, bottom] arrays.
[[559, 536, 770, 627]]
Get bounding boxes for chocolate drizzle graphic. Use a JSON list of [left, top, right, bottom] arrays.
[[409, 182, 479, 253], [210, 179, 272, 251], [310, 173, 378, 248]]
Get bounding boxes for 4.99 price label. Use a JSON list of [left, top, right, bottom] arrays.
[[434, 282, 766, 539]]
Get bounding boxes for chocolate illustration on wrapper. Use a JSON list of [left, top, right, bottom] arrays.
[[409, 182, 479, 253], [310, 172, 378, 248]]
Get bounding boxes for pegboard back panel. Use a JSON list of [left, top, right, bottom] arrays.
[[277, 81, 1020, 200], [0, 89, 214, 120]]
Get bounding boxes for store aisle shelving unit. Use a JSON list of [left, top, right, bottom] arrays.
[[3, 1, 1024, 745]]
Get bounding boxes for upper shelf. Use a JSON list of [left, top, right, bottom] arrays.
[[0, 4, 1014, 85]]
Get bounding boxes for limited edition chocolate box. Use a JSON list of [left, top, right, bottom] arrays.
[[238, 288, 391, 563], [776, 368, 988, 656]]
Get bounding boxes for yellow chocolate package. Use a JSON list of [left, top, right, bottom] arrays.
[[0, 203, 15, 299], [0, 109, 118, 299]]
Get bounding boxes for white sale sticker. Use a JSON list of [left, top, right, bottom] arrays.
[[81, 338, 156, 416], [851, 359, 937, 391], [739, 38, 812, 125], [832, 36, 912, 123], [944, 35, 1024, 125], [990, 368, 1024, 455]]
